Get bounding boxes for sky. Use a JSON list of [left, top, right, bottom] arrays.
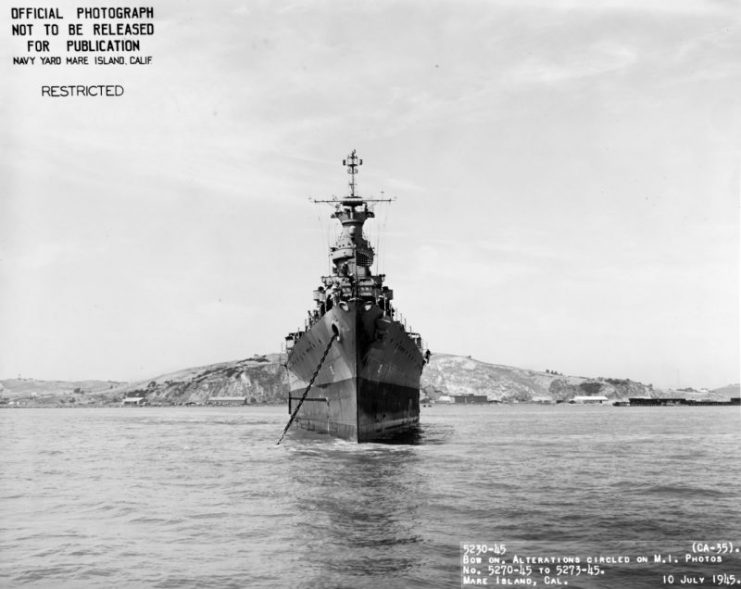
[[1, 0, 739, 389]]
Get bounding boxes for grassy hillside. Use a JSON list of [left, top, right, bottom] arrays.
[[421, 354, 656, 402], [0, 379, 124, 406]]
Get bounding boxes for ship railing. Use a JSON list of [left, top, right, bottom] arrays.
[[312, 289, 326, 302], [285, 330, 304, 348], [408, 332, 424, 350]]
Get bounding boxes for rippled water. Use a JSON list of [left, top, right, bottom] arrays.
[[1, 405, 739, 588]]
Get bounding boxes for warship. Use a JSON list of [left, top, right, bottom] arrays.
[[280, 150, 428, 443]]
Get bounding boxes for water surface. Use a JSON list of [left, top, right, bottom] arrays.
[[1, 405, 739, 588]]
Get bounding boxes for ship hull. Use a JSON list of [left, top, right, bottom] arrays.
[[286, 301, 424, 442]]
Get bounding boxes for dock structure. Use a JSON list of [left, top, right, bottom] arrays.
[[452, 394, 488, 404], [628, 397, 740, 407], [208, 396, 248, 406], [570, 395, 610, 404]]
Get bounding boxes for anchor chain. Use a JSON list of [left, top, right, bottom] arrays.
[[277, 333, 338, 445]]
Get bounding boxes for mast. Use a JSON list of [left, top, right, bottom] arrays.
[[343, 149, 362, 198]]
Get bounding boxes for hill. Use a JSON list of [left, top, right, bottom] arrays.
[[111, 354, 287, 406], [1, 354, 738, 407], [421, 354, 656, 401], [0, 378, 124, 406]]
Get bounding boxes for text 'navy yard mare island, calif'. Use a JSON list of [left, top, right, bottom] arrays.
[[281, 150, 429, 443]]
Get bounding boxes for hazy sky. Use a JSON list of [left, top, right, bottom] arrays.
[[1, 0, 739, 389]]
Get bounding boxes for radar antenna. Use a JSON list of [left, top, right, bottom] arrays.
[[342, 149, 363, 197]]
